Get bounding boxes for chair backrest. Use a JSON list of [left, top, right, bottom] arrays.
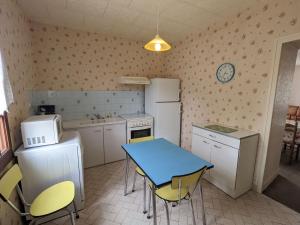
[[129, 136, 154, 144], [287, 105, 299, 120], [285, 121, 299, 143], [0, 164, 22, 201], [171, 167, 206, 195]]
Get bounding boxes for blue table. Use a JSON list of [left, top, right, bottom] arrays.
[[122, 138, 213, 225]]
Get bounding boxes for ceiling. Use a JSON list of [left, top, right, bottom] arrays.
[[17, 0, 260, 42]]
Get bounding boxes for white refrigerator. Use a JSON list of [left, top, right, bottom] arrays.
[[145, 78, 181, 145]]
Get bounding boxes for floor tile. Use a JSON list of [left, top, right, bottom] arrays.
[[41, 161, 300, 225]]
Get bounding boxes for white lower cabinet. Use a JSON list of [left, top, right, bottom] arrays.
[[73, 122, 126, 168], [78, 126, 104, 168], [192, 125, 259, 198], [210, 142, 238, 190], [191, 135, 211, 177], [104, 124, 126, 163]]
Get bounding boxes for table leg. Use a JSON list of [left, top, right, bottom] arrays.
[[199, 182, 206, 225], [152, 186, 157, 225], [124, 154, 129, 196]]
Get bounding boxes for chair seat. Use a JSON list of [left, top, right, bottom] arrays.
[[136, 167, 145, 176], [155, 184, 189, 202], [30, 181, 75, 217]]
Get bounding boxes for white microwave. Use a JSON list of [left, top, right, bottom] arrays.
[[21, 114, 62, 148]]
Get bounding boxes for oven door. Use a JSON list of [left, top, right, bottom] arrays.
[[129, 126, 152, 140]]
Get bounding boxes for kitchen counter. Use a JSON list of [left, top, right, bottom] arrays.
[[63, 117, 126, 129], [192, 122, 259, 139]]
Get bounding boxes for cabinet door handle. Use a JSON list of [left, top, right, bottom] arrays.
[[214, 145, 222, 149], [202, 140, 209, 144], [105, 128, 112, 131], [94, 130, 102, 133], [209, 134, 216, 138]]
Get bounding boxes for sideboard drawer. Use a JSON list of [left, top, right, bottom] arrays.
[[192, 126, 240, 149]]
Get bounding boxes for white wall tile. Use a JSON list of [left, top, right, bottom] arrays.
[[31, 90, 145, 120]]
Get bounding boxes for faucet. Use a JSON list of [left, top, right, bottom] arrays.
[[93, 113, 104, 120], [105, 112, 112, 118]]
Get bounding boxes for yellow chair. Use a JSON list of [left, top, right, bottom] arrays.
[[129, 136, 154, 214], [148, 167, 207, 225], [0, 164, 79, 225]]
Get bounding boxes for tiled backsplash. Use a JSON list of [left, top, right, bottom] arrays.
[[31, 91, 144, 120]]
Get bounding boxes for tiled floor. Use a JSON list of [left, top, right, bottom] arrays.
[[45, 161, 300, 225]]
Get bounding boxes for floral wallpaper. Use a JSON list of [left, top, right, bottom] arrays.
[[1, 1, 300, 224], [31, 22, 164, 91], [0, 0, 34, 148], [0, 0, 34, 225], [163, 0, 300, 186]]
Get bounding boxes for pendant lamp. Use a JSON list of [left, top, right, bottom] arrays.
[[144, 5, 171, 52]]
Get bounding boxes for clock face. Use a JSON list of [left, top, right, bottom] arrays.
[[216, 63, 235, 83]]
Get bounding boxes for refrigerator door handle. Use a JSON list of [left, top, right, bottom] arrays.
[[178, 89, 181, 101]]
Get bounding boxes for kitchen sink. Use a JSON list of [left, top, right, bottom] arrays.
[[204, 124, 237, 133], [79, 117, 121, 125], [80, 119, 105, 125]]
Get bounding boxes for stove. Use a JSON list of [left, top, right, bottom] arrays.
[[120, 113, 153, 143]]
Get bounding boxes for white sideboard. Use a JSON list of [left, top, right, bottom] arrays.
[[191, 124, 259, 198]]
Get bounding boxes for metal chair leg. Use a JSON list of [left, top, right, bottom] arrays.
[[124, 155, 130, 196], [289, 145, 295, 165], [296, 145, 300, 161], [190, 198, 196, 225], [283, 143, 287, 152], [73, 200, 79, 219], [199, 183, 206, 225], [132, 170, 137, 192], [143, 177, 147, 214], [147, 188, 151, 219], [164, 201, 170, 225], [67, 208, 76, 225], [28, 218, 37, 225]]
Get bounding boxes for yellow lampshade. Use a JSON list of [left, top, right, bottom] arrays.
[[144, 34, 171, 52]]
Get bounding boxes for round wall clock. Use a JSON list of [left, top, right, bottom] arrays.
[[216, 63, 235, 83]]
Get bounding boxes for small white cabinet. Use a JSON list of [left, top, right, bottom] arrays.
[[78, 126, 104, 168], [192, 124, 259, 198], [104, 124, 126, 163]]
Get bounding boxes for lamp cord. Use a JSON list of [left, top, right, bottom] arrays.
[[156, 2, 159, 35]]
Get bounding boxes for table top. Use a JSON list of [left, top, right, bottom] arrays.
[[122, 138, 214, 188]]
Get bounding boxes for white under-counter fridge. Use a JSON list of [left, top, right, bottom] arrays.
[[145, 78, 181, 145], [14, 131, 85, 224]]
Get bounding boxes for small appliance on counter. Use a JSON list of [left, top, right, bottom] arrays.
[[21, 114, 62, 148], [38, 105, 55, 115]]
